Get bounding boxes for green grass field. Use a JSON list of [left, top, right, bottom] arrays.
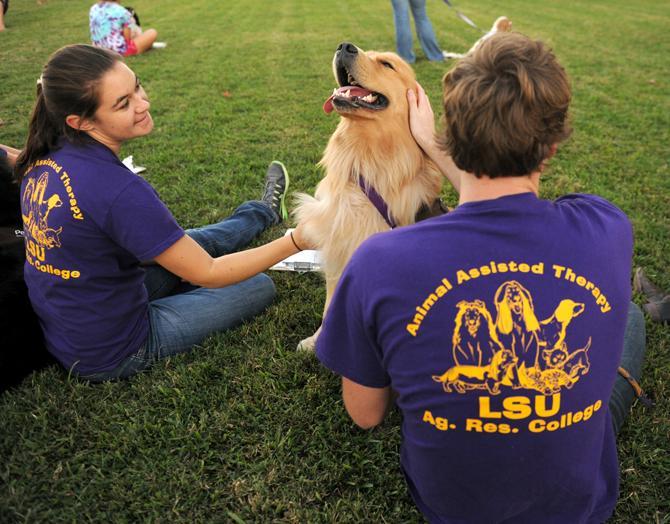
[[1, 0, 669, 522]]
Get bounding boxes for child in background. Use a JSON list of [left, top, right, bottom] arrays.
[[89, 0, 157, 56]]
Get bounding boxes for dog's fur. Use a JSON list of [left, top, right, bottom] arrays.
[[294, 43, 442, 350], [0, 154, 53, 393]]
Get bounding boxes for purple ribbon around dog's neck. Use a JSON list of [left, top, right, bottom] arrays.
[[358, 177, 396, 228]]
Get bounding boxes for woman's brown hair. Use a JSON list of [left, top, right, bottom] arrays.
[[14, 44, 122, 179], [439, 32, 572, 178]]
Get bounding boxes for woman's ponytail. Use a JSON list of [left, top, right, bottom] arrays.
[[14, 82, 61, 179]]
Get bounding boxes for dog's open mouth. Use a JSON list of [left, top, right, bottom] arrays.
[[323, 65, 389, 114]]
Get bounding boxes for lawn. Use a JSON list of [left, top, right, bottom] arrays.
[[0, 0, 668, 522]]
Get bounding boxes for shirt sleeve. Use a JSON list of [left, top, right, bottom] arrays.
[[555, 193, 629, 220], [104, 177, 184, 261], [316, 253, 390, 388]]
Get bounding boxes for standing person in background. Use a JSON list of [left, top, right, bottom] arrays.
[[0, 0, 8, 31], [390, 0, 444, 63], [89, 0, 157, 56]]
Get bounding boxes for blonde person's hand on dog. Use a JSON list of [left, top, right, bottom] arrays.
[[407, 82, 463, 193]]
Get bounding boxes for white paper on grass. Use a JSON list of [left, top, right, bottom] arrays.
[[270, 229, 322, 272], [122, 155, 146, 174]]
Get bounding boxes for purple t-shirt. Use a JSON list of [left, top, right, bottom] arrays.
[[20, 140, 184, 374], [317, 192, 632, 523]]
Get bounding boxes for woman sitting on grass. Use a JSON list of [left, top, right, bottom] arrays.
[[89, 0, 157, 56], [6, 44, 311, 382]]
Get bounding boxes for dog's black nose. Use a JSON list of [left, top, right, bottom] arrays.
[[337, 42, 358, 56]]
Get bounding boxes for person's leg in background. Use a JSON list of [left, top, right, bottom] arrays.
[[609, 302, 647, 436], [0, 0, 7, 31], [409, 0, 444, 61], [133, 28, 158, 54], [391, 0, 416, 63]]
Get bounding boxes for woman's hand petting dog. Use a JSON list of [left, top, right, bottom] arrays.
[[291, 223, 316, 251]]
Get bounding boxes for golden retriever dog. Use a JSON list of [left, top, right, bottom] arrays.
[[294, 42, 443, 350]]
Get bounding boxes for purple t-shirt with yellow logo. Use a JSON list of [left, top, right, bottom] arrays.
[[20, 140, 184, 374], [317, 192, 632, 523]]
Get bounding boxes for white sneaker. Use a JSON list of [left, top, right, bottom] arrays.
[[152, 41, 167, 49], [443, 50, 464, 59]]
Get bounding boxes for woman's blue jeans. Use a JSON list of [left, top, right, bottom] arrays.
[[80, 201, 278, 382], [391, 0, 444, 63]]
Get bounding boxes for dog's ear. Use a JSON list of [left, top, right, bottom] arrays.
[[521, 290, 540, 332], [496, 301, 513, 334], [494, 283, 513, 334]]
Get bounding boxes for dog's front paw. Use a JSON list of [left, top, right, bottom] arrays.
[[297, 334, 318, 352]]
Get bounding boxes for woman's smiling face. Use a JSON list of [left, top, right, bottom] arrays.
[[82, 61, 153, 151]]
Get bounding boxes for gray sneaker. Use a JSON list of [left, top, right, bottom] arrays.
[[643, 299, 670, 323], [262, 160, 289, 222], [633, 267, 666, 302]]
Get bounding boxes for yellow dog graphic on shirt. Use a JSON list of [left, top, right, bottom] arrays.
[[433, 282, 592, 396], [22, 171, 63, 249]]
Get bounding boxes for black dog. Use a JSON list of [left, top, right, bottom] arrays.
[[0, 153, 54, 393]]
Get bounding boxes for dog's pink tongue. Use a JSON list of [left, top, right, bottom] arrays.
[[323, 86, 374, 113], [323, 96, 335, 114]]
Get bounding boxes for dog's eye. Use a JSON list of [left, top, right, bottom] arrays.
[[380, 61, 395, 70]]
